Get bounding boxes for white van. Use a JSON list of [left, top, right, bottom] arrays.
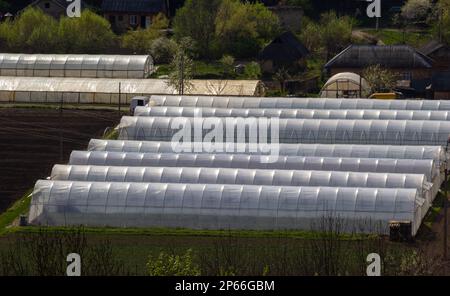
[[130, 96, 150, 115]]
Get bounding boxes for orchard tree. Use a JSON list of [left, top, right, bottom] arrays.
[[362, 65, 397, 95]]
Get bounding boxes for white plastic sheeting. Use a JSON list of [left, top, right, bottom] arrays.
[[149, 95, 450, 111], [0, 78, 263, 103], [51, 164, 433, 212], [320, 72, 370, 98], [50, 164, 428, 191], [0, 54, 154, 78], [88, 139, 446, 167], [135, 106, 450, 121], [69, 151, 438, 182], [28, 180, 424, 235], [117, 116, 450, 146]]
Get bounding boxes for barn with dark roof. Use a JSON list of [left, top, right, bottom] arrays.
[[259, 31, 309, 74]]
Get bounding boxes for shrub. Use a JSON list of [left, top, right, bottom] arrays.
[[149, 37, 178, 64], [147, 249, 201, 276], [243, 62, 262, 79]]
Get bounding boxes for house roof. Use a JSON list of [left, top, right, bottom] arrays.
[[324, 45, 434, 69], [27, 0, 87, 9], [101, 0, 166, 13], [432, 71, 450, 91], [29, 0, 87, 9], [260, 31, 309, 62], [419, 40, 447, 56]]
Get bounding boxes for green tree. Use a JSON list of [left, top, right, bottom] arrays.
[[173, 0, 221, 58], [59, 10, 116, 53], [167, 38, 195, 95], [434, 0, 450, 43], [149, 37, 178, 64], [215, 0, 280, 58], [300, 12, 353, 60], [220, 55, 235, 78], [243, 62, 262, 79], [6, 7, 59, 53], [121, 13, 169, 54]]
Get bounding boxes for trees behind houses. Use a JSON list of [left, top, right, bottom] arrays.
[[300, 11, 354, 60], [173, 0, 280, 59], [0, 8, 116, 53]]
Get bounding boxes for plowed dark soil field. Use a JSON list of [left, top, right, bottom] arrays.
[[0, 107, 121, 212]]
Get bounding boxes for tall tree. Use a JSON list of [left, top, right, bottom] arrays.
[[167, 38, 195, 95], [173, 0, 221, 58], [59, 10, 116, 53], [215, 0, 280, 58]]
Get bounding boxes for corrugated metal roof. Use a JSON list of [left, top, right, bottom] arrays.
[[325, 45, 434, 69], [101, 0, 166, 13]]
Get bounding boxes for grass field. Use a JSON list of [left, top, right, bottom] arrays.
[[361, 29, 433, 47]]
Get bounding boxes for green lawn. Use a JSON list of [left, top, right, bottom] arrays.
[[361, 29, 433, 47]]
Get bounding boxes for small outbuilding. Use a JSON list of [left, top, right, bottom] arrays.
[[428, 71, 450, 100], [259, 31, 309, 74], [320, 72, 370, 98]]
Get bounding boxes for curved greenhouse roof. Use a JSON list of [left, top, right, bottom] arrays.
[[149, 95, 450, 111], [87, 140, 447, 173], [51, 164, 429, 191], [88, 140, 446, 166], [320, 72, 370, 98], [117, 116, 450, 146], [69, 151, 438, 182], [28, 180, 424, 235], [134, 106, 450, 121], [0, 54, 154, 78]]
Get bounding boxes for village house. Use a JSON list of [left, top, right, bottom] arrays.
[[101, 0, 169, 33], [420, 40, 450, 71], [324, 45, 434, 95], [259, 31, 309, 74], [428, 71, 450, 100], [24, 0, 87, 19]]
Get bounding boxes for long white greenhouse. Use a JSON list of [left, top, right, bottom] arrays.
[[51, 165, 433, 212], [68, 151, 438, 183], [0, 78, 263, 103], [0, 54, 154, 78], [88, 139, 447, 166], [28, 180, 425, 235], [135, 106, 450, 121], [149, 95, 450, 111], [117, 116, 450, 146], [88, 139, 447, 167]]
